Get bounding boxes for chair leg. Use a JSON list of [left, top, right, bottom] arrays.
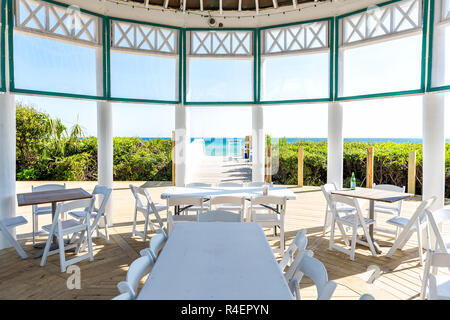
[[143, 214, 149, 242], [329, 216, 336, 251], [417, 227, 424, 265], [0, 225, 28, 259], [323, 209, 330, 235], [86, 225, 94, 262], [350, 226, 357, 261], [131, 207, 138, 237], [280, 225, 285, 253], [40, 225, 56, 267], [57, 234, 67, 273], [103, 215, 110, 242], [32, 214, 38, 246]]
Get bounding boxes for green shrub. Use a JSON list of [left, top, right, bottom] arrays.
[[52, 153, 95, 181]]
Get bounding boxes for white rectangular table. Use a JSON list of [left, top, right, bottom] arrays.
[[160, 186, 297, 201], [137, 222, 294, 300]]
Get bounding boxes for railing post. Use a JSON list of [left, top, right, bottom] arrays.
[[367, 147, 374, 188], [265, 145, 272, 183], [298, 146, 304, 187], [408, 150, 416, 195], [172, 130, 175, 186]]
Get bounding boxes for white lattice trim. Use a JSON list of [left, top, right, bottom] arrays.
[[111, 20, 178, 54], [15, 0, 100, 45], [262, 20, 329, 55], [189, 30, 252, 56], [341, 0, 422, 46]]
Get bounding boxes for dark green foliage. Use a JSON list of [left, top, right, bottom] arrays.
[[273, 139, 450, 198], [16, 104, 172, 182]]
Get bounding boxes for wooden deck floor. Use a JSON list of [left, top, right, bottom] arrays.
[[1, 181, 449, 300]]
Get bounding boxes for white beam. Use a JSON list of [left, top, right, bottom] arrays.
[[145, 0, 149, 7], [252, 105, 265, 183], [0, 93, 16, 250], [255, 0, 259, 14], [292, 0, 297, 9], [164, 0, 169, 9], [175, 104, 190, 186], [327, 102, 344, 189], [238, 0, 242, 11], [200, 0, 203, 11], [272, 0, 278, 9], [220, 0, 223, 15], [423, 93, 445, 211], [182, 0, 186, 12]]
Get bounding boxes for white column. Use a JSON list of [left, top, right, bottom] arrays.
[[97, 101, 114, 225], [422, 93, 445, 210], [174, 104, 190, 186], [327, 102, 344, 189], [252, 105, 265, 182], [0, 93, 16, 249]]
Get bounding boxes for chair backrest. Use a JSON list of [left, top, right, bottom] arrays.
[[32, 183, 66, 193], [425, 209, 450, 253], [32, 183, 67, 211], [217, 182, 243, 187], [210, 196, 245, 208], [92, 185, 112, 215], [117, 255, 154, 299], [51, 197, 95, 232], [408, 196, 438, 225], [251, 195, 287, 207], [373, 184, 406, 210], [130, 184, 160, 213], [320, 183, 337, 209], [246, 182, 271, 187], [279, 229, 308, 272], [359, 293, 375, 300], [296, 255, 337, 300], [421, 250, 450, 299], [141, 229, 168, 260], [198, 210, 242, 222], [185, 182, 212, 188], [329, 194, 363, 221], [166, 196, 204, 207]]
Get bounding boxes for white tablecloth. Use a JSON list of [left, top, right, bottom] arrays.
[[137, 222, 294, 300]]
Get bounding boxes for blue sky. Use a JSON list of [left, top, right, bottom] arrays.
[[12, 28, 450, 139]]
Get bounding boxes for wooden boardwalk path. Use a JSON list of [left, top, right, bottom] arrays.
[[189, 155, 252, 184], [1, 181, 449, 300]]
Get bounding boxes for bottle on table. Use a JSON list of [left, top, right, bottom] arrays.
[[350, 172, 356, 190]]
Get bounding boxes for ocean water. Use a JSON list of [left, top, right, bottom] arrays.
[[139, 137, 446, 157]]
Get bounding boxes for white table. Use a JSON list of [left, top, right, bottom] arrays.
[[160, 185, 297, 200], [137, 222, 294, 300]]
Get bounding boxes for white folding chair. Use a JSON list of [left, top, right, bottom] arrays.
[[371, 184, 406, 236], [166, 197, 206, 234], [420, 250, 450, 300], [321, 183, 355, 235], [386, 196, 437, 265], [40, 197, 96, 272], [140, 228, 167, 261], [69, 185, 112, 250], [185, 182, 212, 188], [245, 182, 272, 187], [217, 182, 243, 187], [31, 183, 66, 245], [130, 184, 166, 242], [113, 255, 155, 300], [209, 195, 246, 219], [359, 293, 375, 300], [426, 208, 450, 253], [250, 196, 287, 254], [198, 210, 242, 222], [328, 194, 377, 260], [0, 216, 28, 259], [288, 253, 337, 300]]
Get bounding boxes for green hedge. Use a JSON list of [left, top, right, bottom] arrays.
[[273, 139, 450, 198]]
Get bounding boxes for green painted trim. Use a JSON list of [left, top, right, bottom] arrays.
[[177, 27, 182, 104], [0, 0, 6, 91], [334, 15, 339, 101], [426, 0, 436, 91], [103, 17, 110, 99], [7, 0, 13, 91], [421, 0, 430, 91], [259, 16, 332, 31], [329, 18, 334, 101], [257, 28, 261, 103], [337, 0, 409, 20], [11, 88, 105, 100], [428, 85, 450, 92], [254, 28, 258, 103], [185, 101, 255, 106], [108, 15, 181, 30], [109, 97, 178, 104], [259, 98, 331, 105], [336, 89, 424, 101], [182, 29, 186, 104], [37, 0, 104, 18], [185, 27, 256, 31]]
